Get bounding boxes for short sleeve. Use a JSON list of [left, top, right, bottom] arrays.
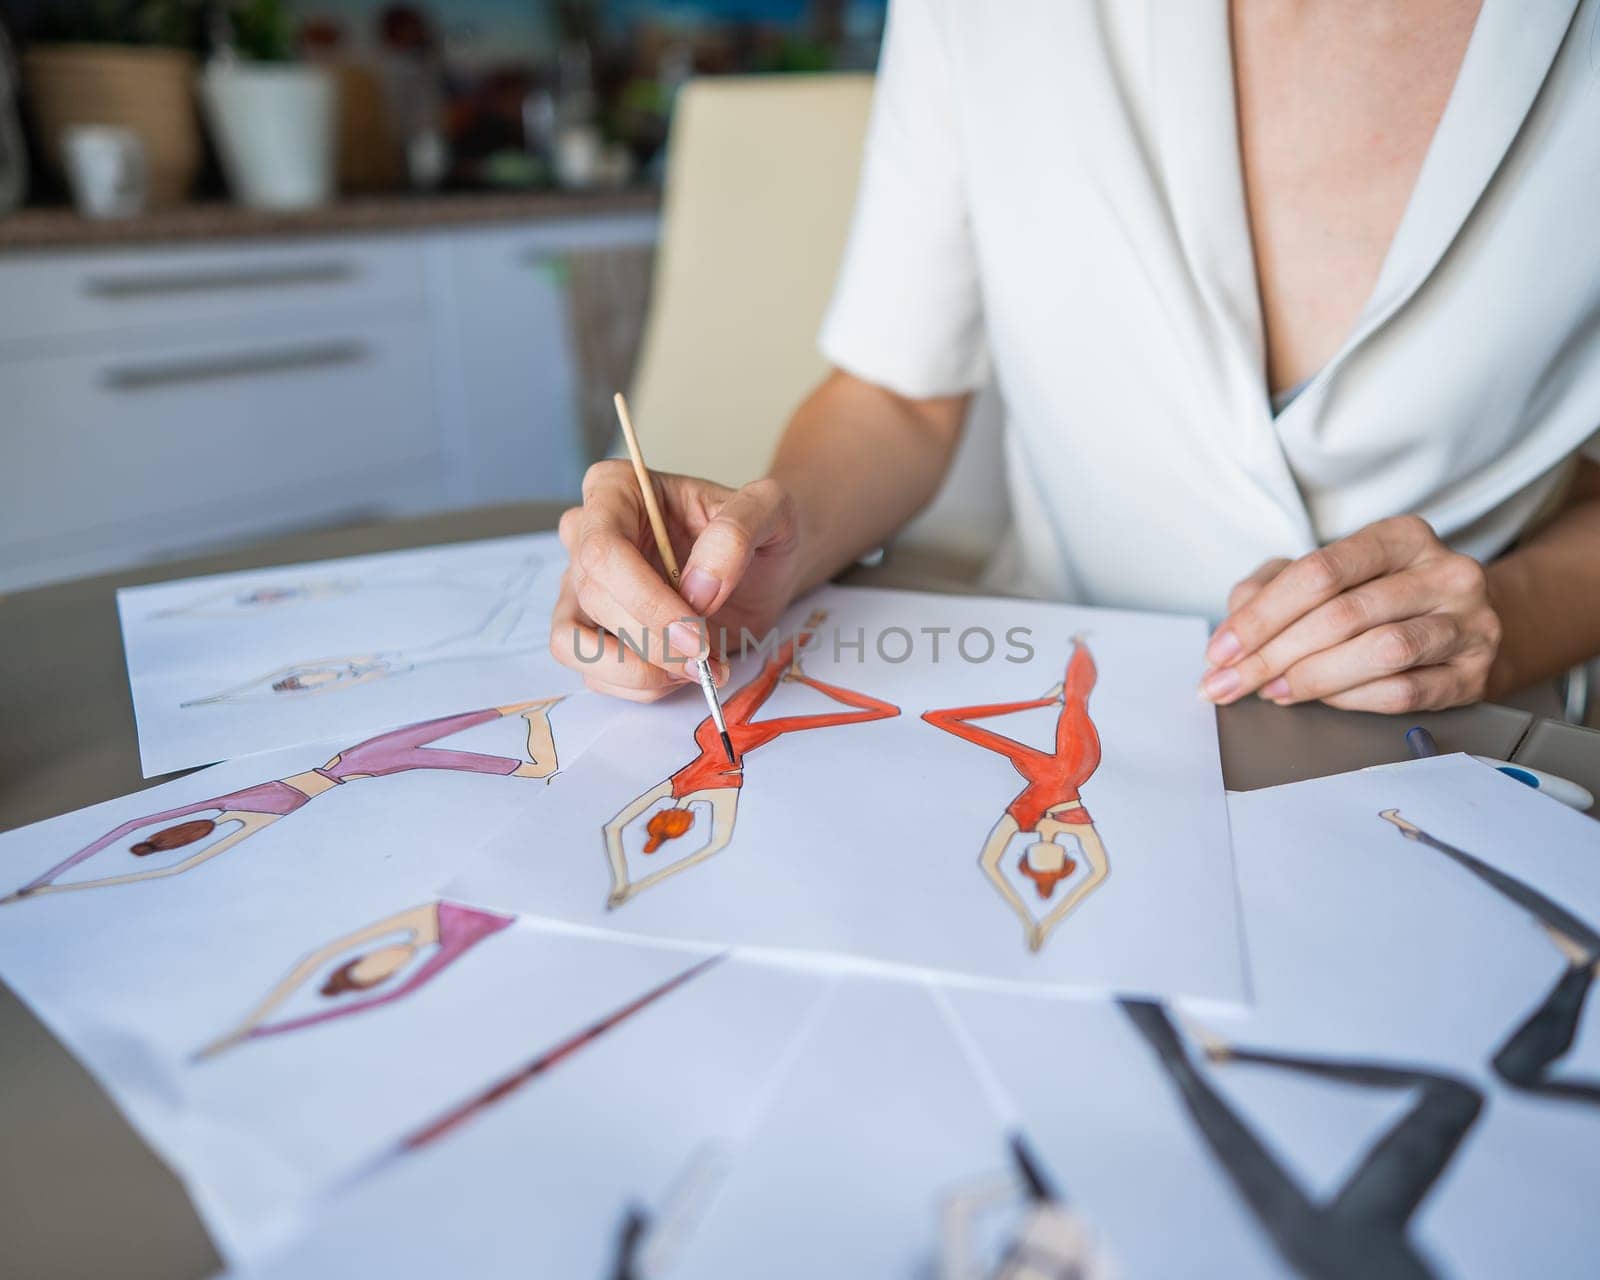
[[818, 0, 989, 398]]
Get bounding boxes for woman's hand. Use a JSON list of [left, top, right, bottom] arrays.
[[550, 462, 802, 702], [1199, 515, 1503, 713]]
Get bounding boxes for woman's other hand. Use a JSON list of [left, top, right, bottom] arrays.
[[550, 463, 802, 702], [1200, 515, 1502, 713]]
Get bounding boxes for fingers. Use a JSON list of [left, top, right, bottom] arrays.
[[1254, 614, 1465, 705], [1225, 558, 1291, 615], [1201, 568, 1444, 704], [549, 570, 710, 702], [1201, 515, 1500, 714], [1206, 516, 1435, 666], [561, 461, 718, 681], [1320, 664, 1478, 715], [678, 477, 799, 617]]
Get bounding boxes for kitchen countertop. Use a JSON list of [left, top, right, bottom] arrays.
[[0, 188, 661, 253]]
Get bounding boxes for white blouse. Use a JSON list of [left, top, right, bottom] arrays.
[[820, 0, 1600, 617]]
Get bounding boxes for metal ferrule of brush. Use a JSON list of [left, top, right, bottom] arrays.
[[693, 658, 735, 762]]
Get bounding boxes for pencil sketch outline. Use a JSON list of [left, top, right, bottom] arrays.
[[177, 555, 549, 707], [940, 1133, 1112, 1280]]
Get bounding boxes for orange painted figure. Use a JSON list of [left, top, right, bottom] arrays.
[[923, 638, 1109, 952], [603, 610, 900, 908]]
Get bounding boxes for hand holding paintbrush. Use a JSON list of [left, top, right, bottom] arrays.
[[611, 392, 737, 763]]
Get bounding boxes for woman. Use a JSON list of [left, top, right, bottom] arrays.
[[195, 901, 515, 1060], [603, 611, 899, 908], [2, 697, 564, 904], [1125, 999, 1482, 1280], [1383, 809, 1600, 1107], [923, 638, 1107, 953], [550, 0, 1600, 716]]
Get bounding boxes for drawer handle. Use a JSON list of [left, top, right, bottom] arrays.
[[83, 261, 358, 298], [101, 341, 369, 390]]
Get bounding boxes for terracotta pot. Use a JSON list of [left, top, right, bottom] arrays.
[[22, 44, 201, 208]]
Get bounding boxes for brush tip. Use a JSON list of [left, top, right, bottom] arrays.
[[719, 730, 737, 765]]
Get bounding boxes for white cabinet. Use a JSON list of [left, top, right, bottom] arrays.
[[4, 313, 438, 587], [427, 214, 657, 506], [0, 210, 658, 592]]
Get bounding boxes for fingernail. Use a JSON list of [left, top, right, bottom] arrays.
[[681, 568, 721, 615], [1260, 677, 1290, 701], [1200, 667, 1241, 701], [1206, 629, 1242, 665], [667, 621, 706, 662], [711, 658, 730, 686]]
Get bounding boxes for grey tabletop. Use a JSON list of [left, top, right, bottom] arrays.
[[1, 502, 1593, 1279]]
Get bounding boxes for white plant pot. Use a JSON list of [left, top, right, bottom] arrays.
[[200, 63, 335, 210]]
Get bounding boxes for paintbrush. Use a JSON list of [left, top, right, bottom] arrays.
[[612, 392, 736, 765]]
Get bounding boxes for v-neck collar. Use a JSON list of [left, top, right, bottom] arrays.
[[1343, 0, 1581, 359], [1149, 0, 1579, 531]]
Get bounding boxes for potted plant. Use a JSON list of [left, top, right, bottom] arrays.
[[20, 1, 204, 208], [199, 0, 336, 210]]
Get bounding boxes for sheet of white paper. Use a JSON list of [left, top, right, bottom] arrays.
[[231, 957, 833, 1279], [0, 693, 653, 1263], [451, 584, 1246, 1004], [671, 977, 1073, 1279], [117, 534, 579, 776], [945, 757, 1600, 1278]]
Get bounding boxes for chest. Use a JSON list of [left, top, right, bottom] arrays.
[[1229, 1, 1483, 389]]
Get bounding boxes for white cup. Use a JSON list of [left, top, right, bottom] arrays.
[[62, 125, 148, 219]]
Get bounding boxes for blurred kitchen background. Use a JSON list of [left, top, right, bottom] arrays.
[[0, 1, 930, 594]]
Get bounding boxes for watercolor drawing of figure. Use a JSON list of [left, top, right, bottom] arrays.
[[1383, 810, 1600, 1108], [922, 638, 1108, 953], [601, 610, 900, 909], [179, 557, 548, 706], [940, 1134, 1111, 1280], [195, 901, 515, 1060], [1123, 1000, 1482, 1280], [151, 577, 368, 618], [150, 553, 543, 620], [1, 698, 564, 905], [607, 1145, 733, 1280]]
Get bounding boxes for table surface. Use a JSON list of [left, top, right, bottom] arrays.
[[3, 501, 1595, 1280]]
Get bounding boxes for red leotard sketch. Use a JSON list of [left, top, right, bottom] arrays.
[[179, 556, 547, 706], [195, 902, 515, 1060], [1, 698, 564, 904], [1383, 810, 1600, 1108], [601, 611, 901, 909], [922, 638, 1107, 953]]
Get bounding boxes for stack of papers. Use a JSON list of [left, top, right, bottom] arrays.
[[0, 533, 1593, 1278]]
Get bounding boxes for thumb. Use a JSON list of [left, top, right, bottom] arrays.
[[679, 478, 796, 616]]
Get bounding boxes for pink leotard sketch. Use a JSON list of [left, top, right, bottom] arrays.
[[2, 698, 563, 904], [196, 901, 515, 1060]]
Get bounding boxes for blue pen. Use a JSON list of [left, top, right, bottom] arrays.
[[1404, 724, 1593, 810], [1405, 726, 1440, 759]]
